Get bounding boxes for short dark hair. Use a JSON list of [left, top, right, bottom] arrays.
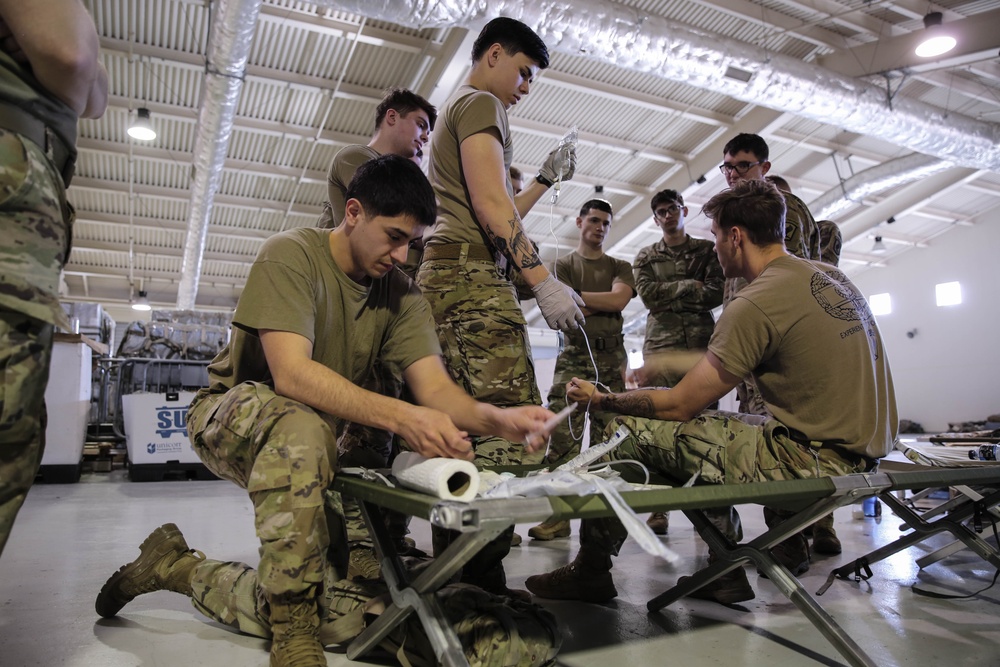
[[580, 198, 613, 218], [374, 88, 437, 132], [346, 154, 436, 228], [650, 189, 684, 211], [702, 179, 786, 246], [508, 165, 523, 180], [765, 174, 791, 193], [723, 133, 769, 162], [471, 17, 549, 69]]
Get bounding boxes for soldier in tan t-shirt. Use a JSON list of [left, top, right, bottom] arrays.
[[526, 179, 896, 609], [95, 156, 556, 667]]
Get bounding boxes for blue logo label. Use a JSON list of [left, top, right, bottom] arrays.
[[147, 443, 157, 454], [155, 405, 189, 439]]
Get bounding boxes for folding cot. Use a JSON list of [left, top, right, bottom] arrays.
[[332, 462, 1000, 667]]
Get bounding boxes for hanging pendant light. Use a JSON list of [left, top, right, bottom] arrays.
[[128, 107, 157, 141]]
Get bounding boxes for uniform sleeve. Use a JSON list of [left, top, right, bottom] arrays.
[[613, 257, 636, 296], [784, 194, 820, 260], [670, 244, 724, 312], [327, 146, 377, 227], [553, 255, 574, 286], [707, 296, 779, 379], [452, 91, 508, 146], [632, 245, 699, 313], [379, 281, 443, 373], [233, 235, 317, 343]]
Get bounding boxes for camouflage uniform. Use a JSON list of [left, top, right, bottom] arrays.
[[633, 235, 723, 387], [723, 190, 818, 415], [543, 341, 626, 465], [578, 414, 869, 556], [541, 250, 634, 465], [187, 382, 337, 597], [416, 254, 538, 588], [817, 220, 843, 266], [416, 256, 540, 467], [0, 63, 77, 555]]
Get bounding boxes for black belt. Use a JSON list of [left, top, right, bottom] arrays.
[[569, 333, 623, 351], [0, 104, 76, 186]]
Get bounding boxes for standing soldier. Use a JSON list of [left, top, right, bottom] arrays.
[[632, 189, 723, 535], [416, 17, 582, 596], [528, 199, 635, 541], [0, 0, 108, 558]]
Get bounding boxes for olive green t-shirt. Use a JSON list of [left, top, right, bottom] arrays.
[[554, 251, 635, 341], [709, 256, 897, 459], [205, 228, 441, 418], [317, 144, 380, 229], [425, 85, 513, 248]]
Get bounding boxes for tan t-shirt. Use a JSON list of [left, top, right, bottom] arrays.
[[317, 144, 380, 229], [206, 228, 441, 414], [425, 85, 513, 248], [554, 251, 635, 341], [709, 255, 897, 458]]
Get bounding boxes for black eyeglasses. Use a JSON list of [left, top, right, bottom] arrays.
[[719, 160, 763, 175], [653, 204, 682, 218]]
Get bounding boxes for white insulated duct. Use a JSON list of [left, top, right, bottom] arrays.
[[809, 154, 953, 221], [176, 0, 262, 310], [315, 0, 1000, 173]]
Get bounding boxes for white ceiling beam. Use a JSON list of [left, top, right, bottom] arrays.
[[70, 178, 324, 217], [685, 0, 853, 50], [817, 8, 1000, 77], [838, 167, 980, 241], [512, 118, 688, 164], [773, 0, 896, 38], [76, 137, 328, 183], [261, 6, 444, 55], [767, 129, 888, 164], [540, 71, 734, 127]]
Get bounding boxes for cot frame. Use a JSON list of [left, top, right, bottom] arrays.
[[332, 464, 1000, 667]]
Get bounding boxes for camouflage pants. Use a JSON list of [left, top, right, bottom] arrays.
[[0, 126, 71, 557], [0, 310, 53, 556], [186, 553, 372, 640], [416, 257, 541, 467], [417, 256, 540, 585], [538, 343, 626, 466], [578, 413, 868, 559], [187, 383, 340, 598]]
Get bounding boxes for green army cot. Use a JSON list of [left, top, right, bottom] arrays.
[[823, 459, 1000, 590], [332, 463, 1000, 667]]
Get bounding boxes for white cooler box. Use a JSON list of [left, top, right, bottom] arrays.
[[122, 391, 217, 481]]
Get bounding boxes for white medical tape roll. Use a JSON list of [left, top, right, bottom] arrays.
[[390, 451, 480, 503]]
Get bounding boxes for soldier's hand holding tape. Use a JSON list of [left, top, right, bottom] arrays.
[[532, 275, 585, 331]]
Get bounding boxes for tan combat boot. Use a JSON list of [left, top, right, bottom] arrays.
[[527, 519, 571, 541], [269, 592, 326, 667], [95, 523, 205, 618]]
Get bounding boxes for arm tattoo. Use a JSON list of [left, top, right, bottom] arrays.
[[484, 214, 542, 270], [602, 390, 657, 418]]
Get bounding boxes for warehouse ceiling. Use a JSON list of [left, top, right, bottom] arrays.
[[66, 0, 1000, 331]]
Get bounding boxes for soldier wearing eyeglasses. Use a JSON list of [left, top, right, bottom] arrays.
[[631, 188, 724, 535], [718, 134, 821, 415]]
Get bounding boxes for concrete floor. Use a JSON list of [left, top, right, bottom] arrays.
[[1, 470, 999, 667]]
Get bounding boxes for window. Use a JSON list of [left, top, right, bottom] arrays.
[[935, 281, 962, 307], [869, 292, 891, 316]]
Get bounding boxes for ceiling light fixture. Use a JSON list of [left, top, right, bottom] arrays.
[[871, 236, 887, 254], [915, 12, 957, 58], [128, 107, 157, 141], [132, 289, 151, 311]]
